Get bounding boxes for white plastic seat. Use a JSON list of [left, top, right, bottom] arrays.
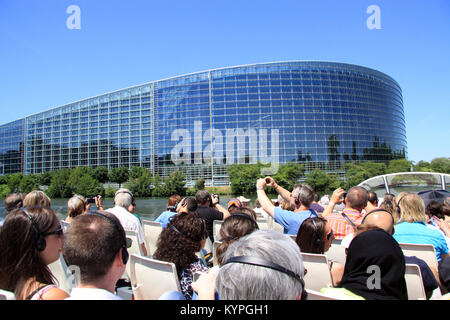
[[48, 253, 75, 294], [306, 289, 341, 300], [301, 252, 333, 291], [213, 220, 223, 241], [124, 230, 144, 281], [142, 220, 163, 257], [405, 263, 426, 300], [256, 219, 270, 230], [129, 254, 182, 300], [203, 236, 213, 255], [212, 240, 222, 266], [399, 243, 438, 270], [0, 289, 15, 300], [272, 221, 285, 233], [326, 243, 347, 265], [266, 215, 284, 233]]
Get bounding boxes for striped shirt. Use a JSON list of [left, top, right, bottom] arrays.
[[326, 209, 365, 240]]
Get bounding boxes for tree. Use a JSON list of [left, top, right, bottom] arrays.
[[71, 174, 104, 197], [305, 169, 342, 196], [92, 166, 109, 183], [0, 185, 11, 198], [343, 161, 387, 189], [165, 171, 186, 196], [108, 167, 129, 188], [7, 173, 23, 193], [194, 178, 205, 190], [412, 160, 432, 172], [19, 175, 39, 193], [430, 157, 450, 174], [272, 162, 305, 191], [129, 166, 148, 180], [151, 174, 167, 197], [387, 159, 413, 174], [38, 171, 53, 186], [47, 168, 72, 198], [124, 168, 153, 197], [227, 163, 262, 195]]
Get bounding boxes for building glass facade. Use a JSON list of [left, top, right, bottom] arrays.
[[0, 61, 406, 186]]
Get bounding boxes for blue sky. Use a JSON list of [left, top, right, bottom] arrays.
[[0, 0, 449, 163]]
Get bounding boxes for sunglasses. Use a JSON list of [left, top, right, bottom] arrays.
[[42, 226, 64, 237], [327, 230, 334, 240]]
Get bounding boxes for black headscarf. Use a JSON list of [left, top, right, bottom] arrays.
[[338, 228, 408, 300]]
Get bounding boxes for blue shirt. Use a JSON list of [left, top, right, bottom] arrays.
[[273, 207, 317, 235], [393, 221, 449, 262], [154, 210, 177, 228]]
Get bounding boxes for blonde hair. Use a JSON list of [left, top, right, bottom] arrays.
[[23, 190, 51, 209], [67, 195, 87, 218], [398, 193, 426, 223]]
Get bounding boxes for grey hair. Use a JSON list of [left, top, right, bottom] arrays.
[[114, 188, 133, 208], [67, 194, 86, 218], [292, 183, 315, 207], [216, 229, 304, 300]]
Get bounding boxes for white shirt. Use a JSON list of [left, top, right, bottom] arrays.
[[106, 206, 145, 245], [66, 288, 122, 300]]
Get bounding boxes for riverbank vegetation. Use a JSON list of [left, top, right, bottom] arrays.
[[0, 157, 448, 199]]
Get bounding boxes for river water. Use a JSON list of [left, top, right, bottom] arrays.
[[0, 196, 252, 221]]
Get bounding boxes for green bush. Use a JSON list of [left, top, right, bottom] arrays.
[[105, 185, 118, 198], [0, 185, 11, 198], [108, 167, 129, 188], [47, 168, 72, 198], [19, 175, 39, 194]]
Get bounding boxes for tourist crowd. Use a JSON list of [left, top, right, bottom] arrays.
[[0, 177, 449, 301]]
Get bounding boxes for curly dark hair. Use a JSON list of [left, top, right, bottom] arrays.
[[153, 212, 207, 278]]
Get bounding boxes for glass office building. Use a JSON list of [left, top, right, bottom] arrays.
[[0, 61, 406, 186]]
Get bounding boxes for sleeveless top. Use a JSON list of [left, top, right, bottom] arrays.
[[26, 284, 57, 300]]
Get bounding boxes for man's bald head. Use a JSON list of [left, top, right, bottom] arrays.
[[345, 187, 369, 212], [361, 209, 395, 235]]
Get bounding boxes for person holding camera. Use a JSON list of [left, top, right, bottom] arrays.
[[256, 177, 317, 235], [65, 195, 103, 223], [321, 187, 372, 240], [195, 190, 230, 242]]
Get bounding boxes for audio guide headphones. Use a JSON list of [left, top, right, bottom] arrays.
[[20, 207, 47, 252]]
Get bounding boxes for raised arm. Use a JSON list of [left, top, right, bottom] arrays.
[[256, 178, 275, 218], [95, 195, 104, 211], [212, 194, 230, 220], [265, 177, 291, 203], [322, 188, 346, 218]]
